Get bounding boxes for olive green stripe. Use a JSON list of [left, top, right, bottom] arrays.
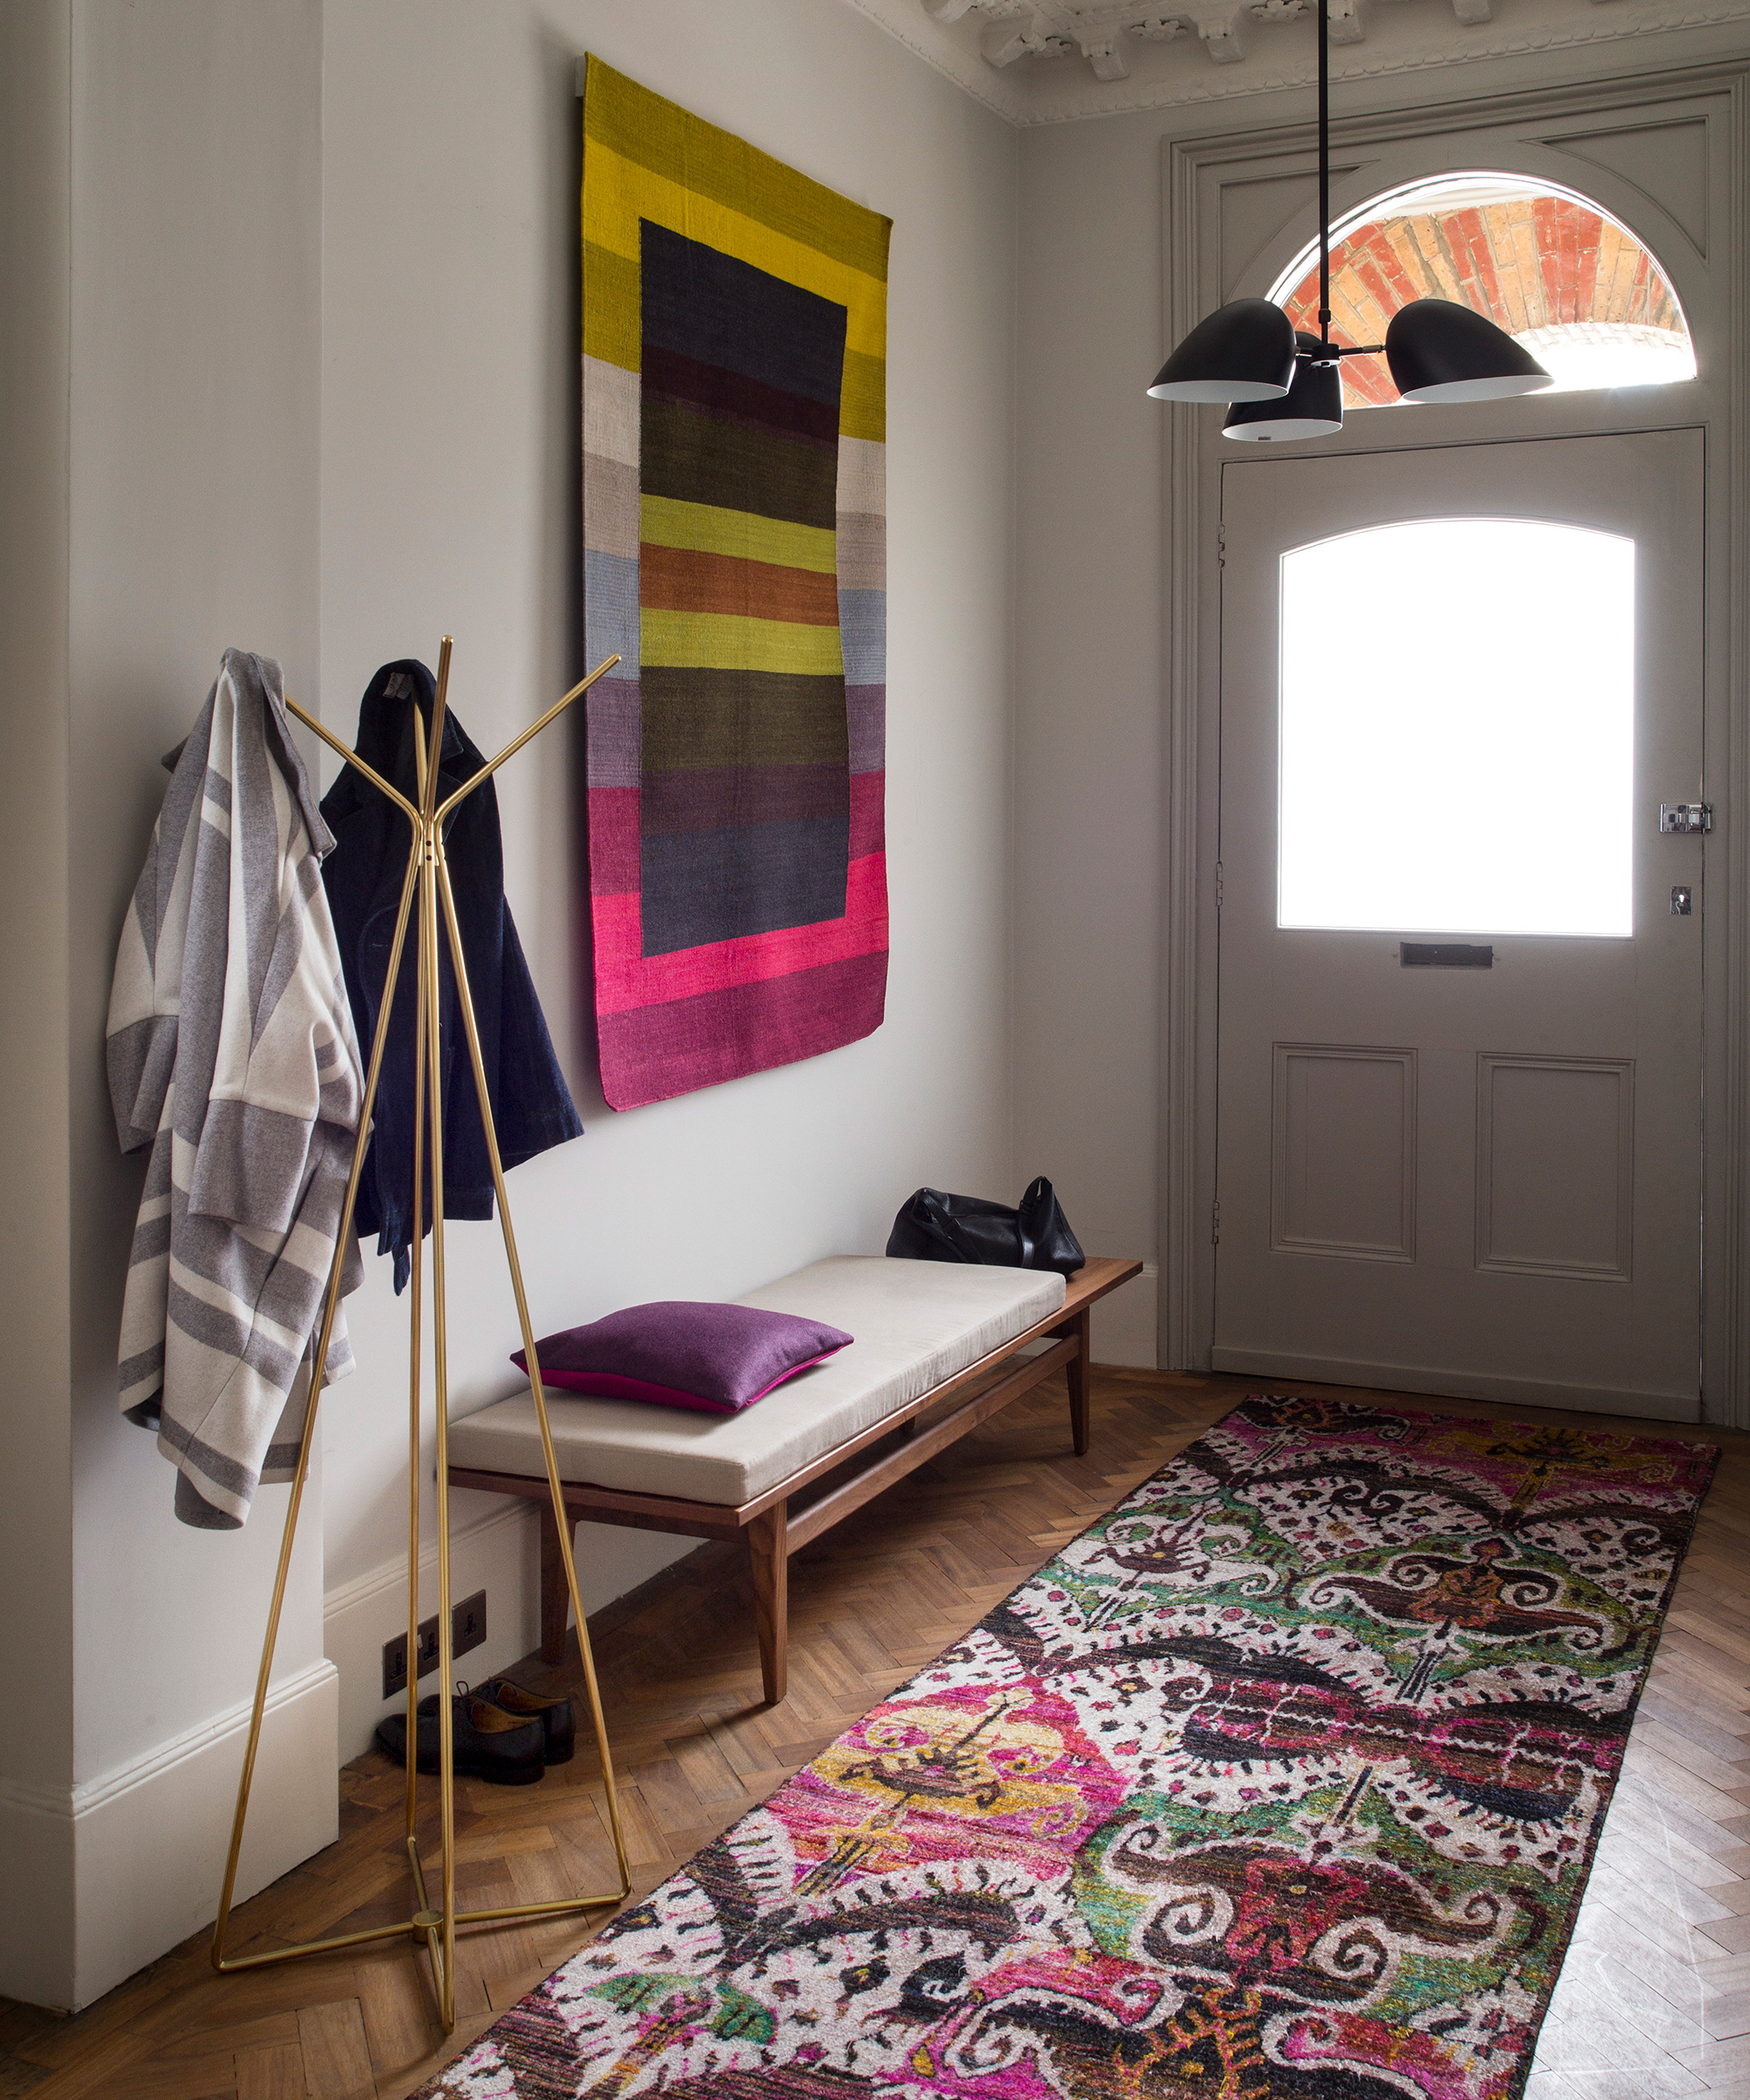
[[641, 667, 850, 770], [640, 495, 838, 575], [584, 56, 892, 285], [641, 609, 844, 677], [641, 398, 837, 534]]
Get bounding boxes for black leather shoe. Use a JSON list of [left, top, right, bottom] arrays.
[[473, 1676, 577, 1766], [417, 1676, 576, 1765], [377, 1694, 545, 1785]]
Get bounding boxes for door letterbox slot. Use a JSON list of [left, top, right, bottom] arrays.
[[1401, 942, 1494, 968]]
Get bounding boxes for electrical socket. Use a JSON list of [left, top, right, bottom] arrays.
[[381, 1614, 441, 1698], [449, 1587, 485, 1655], [381, 1591, 486, 1700], [382, 1611, 441, 1698], [452, 1589, 486, 1661]]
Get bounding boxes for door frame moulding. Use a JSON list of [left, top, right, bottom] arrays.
[[1158, 56, 1750, 1424]]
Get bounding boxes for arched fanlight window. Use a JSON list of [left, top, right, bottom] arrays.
[[1268, 175, 1695, 410]]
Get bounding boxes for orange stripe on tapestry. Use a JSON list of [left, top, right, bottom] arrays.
[[639, 543, 843, 626]]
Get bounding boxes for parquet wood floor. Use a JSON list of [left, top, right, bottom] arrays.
[[4, 1368, 1748, 2099]]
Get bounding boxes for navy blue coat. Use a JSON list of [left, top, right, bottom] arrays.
[[320, 661, 583, 1291]]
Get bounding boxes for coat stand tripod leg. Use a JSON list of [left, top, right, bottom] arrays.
[[435, 843, 631, 1902], [208, 641, 626, 2030]]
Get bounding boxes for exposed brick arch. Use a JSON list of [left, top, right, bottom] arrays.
[[1282, 192, 1686, 407]]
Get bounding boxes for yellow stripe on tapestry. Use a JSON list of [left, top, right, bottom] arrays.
[[582, 241, 640, 373], [584, 60, 891, 283], [640, 496, 840, 576], [640, 609, 847, 678], [840, 351, 886, 448], [582, 140, 888, 364]]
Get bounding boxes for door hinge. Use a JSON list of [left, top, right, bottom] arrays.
[[1217, 522, 1228, 570], [1211, 1200, 1221, 1245], [1214, 861, 1224, 911], [1660, 802, 1712, 834]]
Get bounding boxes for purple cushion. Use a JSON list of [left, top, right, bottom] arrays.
[[510, 1301, 853, 1416]]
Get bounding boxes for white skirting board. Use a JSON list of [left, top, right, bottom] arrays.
[[0, 1658, 339, 2012], [0, 1784, 74, 2012], [324, 1502, 690, 1762]]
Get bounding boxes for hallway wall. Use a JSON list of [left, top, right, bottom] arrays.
[[0, 0, 335, 2012], [0, 0, 1022, 2009], [313, 0, 1021, 1761]]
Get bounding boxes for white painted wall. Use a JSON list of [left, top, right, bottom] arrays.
[[0, 0, 78, 2016], [65, 0, 332, 1794], [0, 0, 1020, 2006], [1012, 99, 1171, 1370], [0, 0, 339, 2014], [313, 0, 1021, 1759]]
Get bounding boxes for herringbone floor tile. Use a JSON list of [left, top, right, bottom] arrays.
[[3, 1369, 1746, 2097]]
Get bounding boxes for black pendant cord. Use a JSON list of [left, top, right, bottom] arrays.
[[1317, 0, 1332, 360], [1311, 0, 1382, 367]]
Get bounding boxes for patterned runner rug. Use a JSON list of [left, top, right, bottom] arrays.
[[420, 1397, 1717, 2100]]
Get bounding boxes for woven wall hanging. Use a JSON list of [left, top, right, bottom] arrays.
[[580, 59, 891, 1110]]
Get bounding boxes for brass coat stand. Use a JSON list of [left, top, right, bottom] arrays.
[[210, 640, 628, 2030]]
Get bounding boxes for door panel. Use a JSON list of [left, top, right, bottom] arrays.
[[1474, 1054, 1634, 1280], [1271, 1044, 1417, 1262], [1214, 430, 1704, 1419]]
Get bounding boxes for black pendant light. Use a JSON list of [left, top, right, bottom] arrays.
[[1148, 0, 1549, 435], [1148, 298, 1297, 402], [1386, 298, 1554, 402], [1223, 331, 1344, 440]]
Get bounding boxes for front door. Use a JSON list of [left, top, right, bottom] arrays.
[[1213, 429, 1704, 1420]]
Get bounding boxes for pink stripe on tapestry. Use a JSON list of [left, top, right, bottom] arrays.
[[592, 853, 888, 1013], [597, 951, 890, 1110]]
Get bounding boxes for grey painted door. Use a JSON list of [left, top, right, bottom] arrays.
[[1214, 429, 1704, 1420]]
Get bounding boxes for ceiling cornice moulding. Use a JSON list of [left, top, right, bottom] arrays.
[[841, 0, 1750, 122]]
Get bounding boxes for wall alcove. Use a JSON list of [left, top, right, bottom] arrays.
[[1148, 74, 1746, 1414]]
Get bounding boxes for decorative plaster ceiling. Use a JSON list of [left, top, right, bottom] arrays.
[[842, 0, 1750, 120]]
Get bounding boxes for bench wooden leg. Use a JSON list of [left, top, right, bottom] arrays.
[[1068, 1306, 1092, 1457], [538, 1499, 572, 1666], [747, 1502, 789, 1705]]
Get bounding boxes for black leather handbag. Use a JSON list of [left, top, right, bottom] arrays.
[[886, 1177, 1085, 1277]]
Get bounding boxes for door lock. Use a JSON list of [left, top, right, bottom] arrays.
[[1672, 886, 1694, 915], [1660, 803, 1712, 834]]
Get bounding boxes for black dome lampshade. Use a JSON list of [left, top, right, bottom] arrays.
[[1149, 0, 1556, 425], [1223, 332, 1344, 441], [1148, 298, 1298, 403], [1386, 298, 1554, 403]]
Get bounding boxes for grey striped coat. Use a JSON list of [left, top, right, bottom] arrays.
[[107, 651, 365, 1528]]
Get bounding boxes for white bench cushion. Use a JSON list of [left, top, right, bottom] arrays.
[[447, 1256, 1068, 1508]]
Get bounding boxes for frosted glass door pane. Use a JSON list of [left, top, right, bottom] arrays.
[[1278, 519, 1634, 936]]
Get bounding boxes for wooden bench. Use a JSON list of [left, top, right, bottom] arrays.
[[448, 1255, 1142, 1704]]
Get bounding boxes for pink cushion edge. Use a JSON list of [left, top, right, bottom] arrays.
[[520, 1347, 844, 1417]]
